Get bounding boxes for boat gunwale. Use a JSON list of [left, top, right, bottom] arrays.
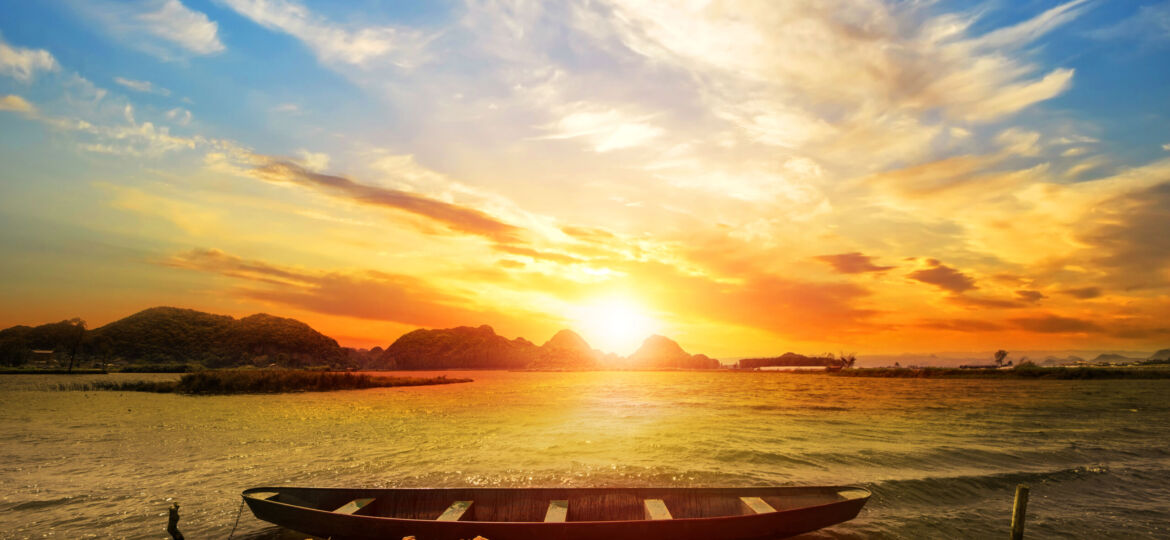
[[241, 485, 871, 526]]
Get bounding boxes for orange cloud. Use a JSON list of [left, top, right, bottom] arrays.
[[1059, 287, 1102, 299], [162, 248, 522, 329], [815, 252, 895, 274], [1008, 314, 1103, 334], [907, 259, 977, 293], [251, 159, 523, 243]]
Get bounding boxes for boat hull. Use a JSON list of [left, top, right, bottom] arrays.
[[243, 486, 869, 540]]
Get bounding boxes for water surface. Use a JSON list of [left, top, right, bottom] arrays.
[[1, 371, 1168, 538]]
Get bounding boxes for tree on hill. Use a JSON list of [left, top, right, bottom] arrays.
[[995, 349, 1008, 367], [65, 318, 85, 373]]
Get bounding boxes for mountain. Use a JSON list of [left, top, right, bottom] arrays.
[[0, 307, 343, 368], [531, 329, 602, 369], [738, 352, 841, 369], [1091, 353, 1145, 364], [627, 335, 719, 369], [0, 319, 87, 366], [378, 325, 539, 369], [1149, 349, 1170, 362], [379, 327, 719, 370]]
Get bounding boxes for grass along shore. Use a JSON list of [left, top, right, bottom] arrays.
[[55, 370, 472, 394]]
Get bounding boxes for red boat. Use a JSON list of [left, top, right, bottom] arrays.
[[242, 485, 870, 540]]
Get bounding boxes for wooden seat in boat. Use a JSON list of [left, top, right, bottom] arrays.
[[334, 498, 375, 515], [740, 496, 777, 514], [436, 500, 473, 521], [544, 500, 568, 522], [643, 499, 672, 520]]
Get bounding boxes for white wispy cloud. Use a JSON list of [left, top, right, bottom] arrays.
[[114, 76, 172, 96], [537, 105, 664, 152], [0, 36, 57, 81], [166, 107, 192, 126], [219, 0, 426, 67], [73, 0, 224, 60]]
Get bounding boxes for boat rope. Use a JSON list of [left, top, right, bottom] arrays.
[[227, 499, 245, 540]]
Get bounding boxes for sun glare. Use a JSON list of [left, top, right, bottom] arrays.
[[571, 298, 660, 356]]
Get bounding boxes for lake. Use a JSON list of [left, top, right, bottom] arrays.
[[1, 371, 1168, 539]]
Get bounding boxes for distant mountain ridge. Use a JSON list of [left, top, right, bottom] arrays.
[[0, 306, 723, 370], [1, 307, 342, 368], [378, 325, 716, 370]]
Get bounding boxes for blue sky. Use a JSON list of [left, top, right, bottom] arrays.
[[1, 0, 1169, 356]]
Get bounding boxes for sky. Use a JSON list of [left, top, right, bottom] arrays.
[[0, 0, 1168, 358]]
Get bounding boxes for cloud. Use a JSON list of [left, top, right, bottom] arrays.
[[493, 244, 585, 265], [219, 0, 426, 67], [949, 295, 1024, 309], [1078, 181, 1170, 288], [1015, 290, 1046, 303], [0, 36, 57, 81], [815, 252, 895, 274], [1058, 287, 1101, 299], [1008, 314, 1103, 334], [916, 319, 1003, 332], [1164, 143, 1170, 152], [73, 0, 224, 59], [561, 226, 615, 241], [114, 77, 171, 96], [1091, 3, 1170, 43], [537, 105, 663, 152], [249, 159, 523, 242], [165, 107, 192, 126], [0, 94, 36, 114], [162, 248, 500, 327], [600, 0, 1083, 132], [295, 149, 329, 171], [907, 259, 977, 293]]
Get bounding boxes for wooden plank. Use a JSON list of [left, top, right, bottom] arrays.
[[544, 500, 568, 522], [739, 496, 777, 514], [643, 499, 672, 520], [250, 491, 280, 501], [334, 497, 375, 515], [436, 500, 473, 521]]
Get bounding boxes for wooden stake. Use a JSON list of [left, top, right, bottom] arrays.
[[167, 502, 184, 540], [1010, 484, 1029, 540]]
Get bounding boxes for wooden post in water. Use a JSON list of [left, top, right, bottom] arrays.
[[1010, 484, 1029, 540], [167, 502, 184, 540]]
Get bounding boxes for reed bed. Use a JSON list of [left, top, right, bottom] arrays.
[[55, 370, 471, 394]]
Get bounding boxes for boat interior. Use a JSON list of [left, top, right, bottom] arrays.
[[246, 487, 868, 523]]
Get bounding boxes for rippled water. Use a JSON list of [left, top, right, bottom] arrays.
[[1, 371, 1168, 539]]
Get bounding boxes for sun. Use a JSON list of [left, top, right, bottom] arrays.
[[569, 297, 659, 356]]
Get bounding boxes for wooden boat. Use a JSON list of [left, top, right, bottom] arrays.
[[242, 485, 870, 540]]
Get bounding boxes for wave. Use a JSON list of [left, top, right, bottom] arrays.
[[8, 495, 91, 511]]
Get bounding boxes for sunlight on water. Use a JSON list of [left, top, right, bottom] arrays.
[[1, 372, 1169, 538]]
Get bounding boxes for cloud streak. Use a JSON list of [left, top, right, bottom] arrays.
[[220, 0, 426, 67], [162, 248, 500, 327], [114, 77, 171, 96], [250, 159, 523, 243]]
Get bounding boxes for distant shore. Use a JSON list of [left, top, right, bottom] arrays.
[[826, 366, 1170, 379]]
